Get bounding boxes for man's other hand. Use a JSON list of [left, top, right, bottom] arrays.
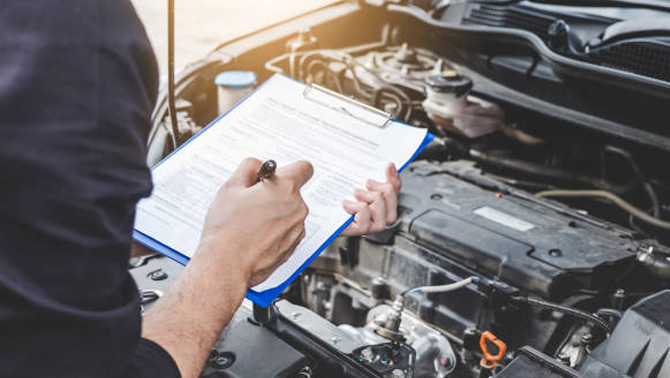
[[194, 158, 313, 288], [341, 163, 402, 236]]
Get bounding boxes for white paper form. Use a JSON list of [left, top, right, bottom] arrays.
[[134, 74, 428, 293]]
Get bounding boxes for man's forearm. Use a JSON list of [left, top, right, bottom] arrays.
[[139, 159, 315, 378], [141, 248, 247, 378]]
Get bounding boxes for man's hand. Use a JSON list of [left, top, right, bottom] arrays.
[[142, 158, 313, 378], [196, 157, 313, 287], [341, 163, 402, 236]]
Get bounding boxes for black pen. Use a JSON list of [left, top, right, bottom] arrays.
[[256, 159, 277, 183]]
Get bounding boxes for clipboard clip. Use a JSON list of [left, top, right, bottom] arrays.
[[303, 83, 392, 128]]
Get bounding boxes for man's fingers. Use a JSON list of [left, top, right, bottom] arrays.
[[353, 188, 375, 204], [357, 190, 386, 233], [386, 163, 402, 193], [276, 161, 314, 190], [354, 189, 387, 232], [278, 223, 306, 255], [248, 226, 305, 288], [343, 199, 367, 216], [341, 200, 371, 236], [345, 193, 385, 234], [366, 180, 398, 224], [278, 228, 306, 266], [226, 157, 263, 188]]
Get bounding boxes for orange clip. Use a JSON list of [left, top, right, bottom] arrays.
[[479, 331, 507, 370]]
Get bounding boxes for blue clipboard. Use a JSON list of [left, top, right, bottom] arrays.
[[133, 74, 435, 307]]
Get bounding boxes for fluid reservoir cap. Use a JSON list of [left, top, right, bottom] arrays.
[[215, 70, 257, 88], [425, 72, 473, 97]]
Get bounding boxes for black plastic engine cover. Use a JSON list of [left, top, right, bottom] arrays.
[[396, 160, 638, 300], [579, 290, 670, 378]]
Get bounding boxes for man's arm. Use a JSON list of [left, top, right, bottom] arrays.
[[140, 158, 401, 378], [142, 158, 313, 378]]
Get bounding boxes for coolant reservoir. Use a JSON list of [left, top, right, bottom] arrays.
[[422, 71, 503, 138], [422, 71, 472, 117], [215, 70, 257, 115]]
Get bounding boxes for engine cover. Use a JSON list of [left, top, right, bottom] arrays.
[[320, 159, 640, 299], [393, 160, 639, 300]]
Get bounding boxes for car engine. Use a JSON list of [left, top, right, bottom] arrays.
[[133, 1, 670, 377]]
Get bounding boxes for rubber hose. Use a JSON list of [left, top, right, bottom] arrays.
[[512, 296, 613, 334]]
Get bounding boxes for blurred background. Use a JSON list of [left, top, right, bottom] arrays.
[[131, 0, 335, 74]]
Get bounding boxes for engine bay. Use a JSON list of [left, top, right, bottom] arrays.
[[134, 1, 670, 377]]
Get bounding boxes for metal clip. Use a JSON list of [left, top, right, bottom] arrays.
[[303, 83, 392, 128]]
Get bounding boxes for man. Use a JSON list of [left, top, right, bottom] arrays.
[[0, 1, 401, 378]]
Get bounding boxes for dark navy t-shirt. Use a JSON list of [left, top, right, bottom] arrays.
[[0, 1, 180, 377]]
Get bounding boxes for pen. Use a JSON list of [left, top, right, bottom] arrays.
[[256, 159, 277, 183]]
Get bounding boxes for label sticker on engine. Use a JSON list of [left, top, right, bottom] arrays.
[[473, 206, 535, 232]]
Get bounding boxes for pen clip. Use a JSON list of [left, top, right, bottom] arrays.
[[303, 84, 392, 128]]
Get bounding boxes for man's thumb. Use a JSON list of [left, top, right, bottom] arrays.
[[277, 161, 314, 189], [226, 157, 263, 188]]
